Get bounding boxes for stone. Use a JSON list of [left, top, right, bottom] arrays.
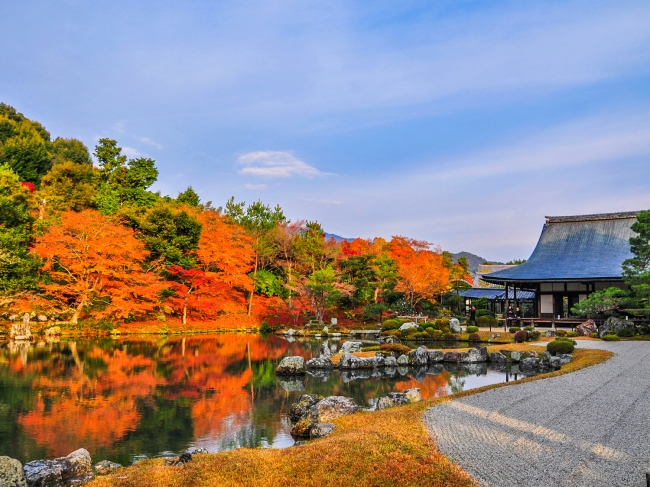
[[396, 354, 409, 365], [309, 423, 335, 439], [462, 347, 487, 363], [398, 322, 418, 332], [376, 392, 409, 410], [558, 354, 573, 366], [449, 318, 461, 334], [10, 313, 31, 341], [0, 456, 27, 487], [278, 377, 305, 392], [543, 330, 557, 337], [339, 353, 383, 369], [408, 346, 428, 366], [306, 357, 334, 369], [510, 351, 522, 362], [427, 350, 444, 363], [24, 448, 93, 487], [576, 319, 597, 336], [37, 315, 48, 322], [519, 357, 541, 371], [330, 318, 338, 325], [528, 351, 538, 359], [384, 356, 397, 367], [443, 351, 463, 363], [340, 341, 363, 353], [291, 396, 360, 437], [164, 452, 193, 467], [598, 316, 634, 338], [322, 326, 329, 334], [404, 388, 422, 403], [489, 352, 508, 363], [288, 394, 322, 422], [276, 356, 306, 375], [319, 343, 332, 358], [44, 327, 61, 337], [93, 460, 121, 476], [284, 329, 296, 336], [514, 330, 527, 343]]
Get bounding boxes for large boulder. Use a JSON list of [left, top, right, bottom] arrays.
[[339, 353, 384, 369], [396, 354, 409, 365], [24, 448, 93, 487], [449, 318, 461, 334], [10, 313, 31, 341], [489, 352, 508, 363], [443, 351, 463, 363], [598, 317, 634, 338], [276, 356, 306, 375], [340, 341, 363, 353], [542, 330, 557, 337], [384, 356, 397, 367], [558, 354, 573, 366], [0, 456, 27, 487], [408, 346, 428, 366], [576, 319, 597, 336], [288, 394, 322, 422], [319, 344, 332, 358], [291, 396, 360, 437], [398, 322, 418, 332], [427, 350, 443, 363], [462, 347, 488, 363], [404, 388, 422, 403], [306, 357, 334, 369]]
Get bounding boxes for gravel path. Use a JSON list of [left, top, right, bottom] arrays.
[[424, 341, 650, 487]]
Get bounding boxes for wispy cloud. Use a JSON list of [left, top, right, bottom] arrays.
[[140, 137, 162, 149], [238, 151, 330, 178], [122, 146, 148, 158], [245, 183, 267, 190]]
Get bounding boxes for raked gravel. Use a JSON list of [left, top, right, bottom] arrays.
[[424, 340, 650, 487]]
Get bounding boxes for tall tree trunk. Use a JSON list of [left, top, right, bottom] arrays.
[[70, 297, 87, 325], [183, 305, 187, 325], [247, 250, 258, 316]]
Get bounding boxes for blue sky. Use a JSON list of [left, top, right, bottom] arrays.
[[2, 0, 650, 261]]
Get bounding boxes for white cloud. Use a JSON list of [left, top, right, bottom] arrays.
[[245, 183, 267, 190], [140, 137, 162, 149], [122, 146, 148, 158], [238, 151, 330, 178]]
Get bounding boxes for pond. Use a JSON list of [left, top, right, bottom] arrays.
[[0, 334, 536, 465]]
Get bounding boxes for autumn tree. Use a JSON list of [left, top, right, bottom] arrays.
[[33, 210, 163, 324], [304, 265, 353, 324], [224, 197, 285, 315]]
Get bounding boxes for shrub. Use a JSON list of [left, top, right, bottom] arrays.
[[590, 332, 599, 338], [425, 327, 436, 338], [555, 337, 577, 345], [475, 309, 494, 318], [259, 322, 272, 334], [381, 319, 400, 331], [524, 326, 541, 341], [476, 316, 498, 327], [508, 326, 520, 333], [443, 333, 460, 341], [382, 329, 400, 337], [468, 333, 481, 342], [435, 318, 450, 329], [409, 331, 428, 340], [617, 328, 636, 337], [432, 330, 443, 340], [466, 325, 479, 333], [566, 331, 578, 337], [602, 334, 621, 341], [380, 343, 411, 356], [556, 329, 567, 337], [514, 330, 527, 343], [546, 339, 575, 355], [360, 346, 380, 352]]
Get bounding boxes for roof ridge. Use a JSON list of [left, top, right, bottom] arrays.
[[545, 211, 642, 223]]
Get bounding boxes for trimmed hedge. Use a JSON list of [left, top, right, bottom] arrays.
[[566, 331, 578, 337], [547, 339, 575, 355], [466, 325, 479, 333], [476, 316, 497, 327], [468, 333, 481, 342], [602, 334, 621, 341], [379, 343, 411, 355], [508, 326, 520, 333]]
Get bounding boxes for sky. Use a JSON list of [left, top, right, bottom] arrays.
[[1, 0, 650, 262]]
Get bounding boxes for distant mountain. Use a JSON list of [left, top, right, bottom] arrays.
[[451, 251, 503, 274], [324, 233, 355, 243]]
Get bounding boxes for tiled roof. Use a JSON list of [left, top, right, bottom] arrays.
[[459, 288, 536, 300], [483, 211, 641, 283]]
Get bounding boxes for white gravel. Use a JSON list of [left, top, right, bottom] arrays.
[[424, 340, 650, 487]]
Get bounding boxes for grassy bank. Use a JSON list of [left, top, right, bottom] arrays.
[[88, 345, 612, 487]]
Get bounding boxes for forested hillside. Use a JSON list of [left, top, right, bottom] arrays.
[[0, 104, 471, 332]]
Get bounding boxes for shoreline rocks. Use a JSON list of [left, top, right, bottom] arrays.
[[276, 356, 306, 375], [291, 396, 360, 438], [24, 448, 93, 487]]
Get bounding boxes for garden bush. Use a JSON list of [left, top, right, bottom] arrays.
[[381, 319, 400, 331], [546, 339, 575, 355], [476, 316, 498, 327], [435, 318, 450, 329], [466, 325, 479, 333], [475, 309, 494, 318], [443, 333, 460, 341], [432, 330, 443, 340], [524, 326, 541, 341], [617, 327, 636, 337], [412, 331, 430, 340], [259, 322, 273, 334], [590, 332, 599, 338], [514, 330, 527, 343], [468, 333, 481, 342], [566, 331, 578, 337], [380, 343, 411, 356], [555, 336, 577, 344], [360, 346, 380, 352], [602, 334, 621, 341], [556, 329, 567, 337], [425, 327, 436, 338], [508, 326, 520, 333]]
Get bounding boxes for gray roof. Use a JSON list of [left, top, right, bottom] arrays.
[[459, 288, 536, 300], [483, 211, 641, 283]]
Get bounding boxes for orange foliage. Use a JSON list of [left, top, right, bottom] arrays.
[[339, 238, 372, 257], [389, 236, 450, 306], [32, 210, 164, 323]]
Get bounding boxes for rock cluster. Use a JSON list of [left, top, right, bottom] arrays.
[[290, 395, 359, 438], [598, 317, 634, 338], [376, 388, 422, 410], [276, 356, 306, 375]]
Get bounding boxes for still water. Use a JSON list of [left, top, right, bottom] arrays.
[[0, 334, 533, 465]]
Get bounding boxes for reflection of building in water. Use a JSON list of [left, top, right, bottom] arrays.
[[482, 212, 639, 321]]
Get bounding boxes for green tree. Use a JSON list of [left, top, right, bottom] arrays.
[[224, 197, 286, 315], [506, 258, 527, 265], [39, 161, 97, 213], [176, 186, 200, 207], [0, 104, 53, 185], [623, 210, 650, 310], [293, 221, 336, 274], [571, 287, 627, 322], [305, 265, 351, 324], [92, 139, 159, 214], [0, 166, 40, 294], [51, 137, 92, 166]]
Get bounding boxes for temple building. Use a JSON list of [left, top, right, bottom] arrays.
[[481, 211, 640, 322]]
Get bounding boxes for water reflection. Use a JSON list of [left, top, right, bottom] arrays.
[[0, 334, 535, 465]]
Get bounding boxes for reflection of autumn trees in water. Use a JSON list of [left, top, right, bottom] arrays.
[[1, 335, 463, 465]]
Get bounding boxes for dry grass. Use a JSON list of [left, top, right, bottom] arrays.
[[89, 345, 612, 487]]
